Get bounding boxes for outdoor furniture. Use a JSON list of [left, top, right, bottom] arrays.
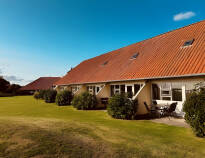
[[144, 102, 159, 117], [164, 102, 178, 117]]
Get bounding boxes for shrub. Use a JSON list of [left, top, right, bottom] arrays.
[[43, 90, 57, 103], [33, 90, 47, 100], [56, 90, 73, 106], [33, 91, 40, 99], [183, 89, 205, 137], [107, 94, 138, 120], [72, 92, 98, 110], [38, 90, 47, 99]]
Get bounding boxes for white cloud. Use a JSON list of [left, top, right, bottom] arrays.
[[3, 75, 24, 82], [173, 11, 196, 21]]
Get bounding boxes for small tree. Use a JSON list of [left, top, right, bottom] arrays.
[[44, 90, 57, 103], [107, 94, 138, 120], [38, 90, 47, 99], [56, 90, 73, 106], [72, 92, 98, 110], [183, 88, 205, 137], [33, 90, 47, 100], [33, 91, 40, 99]]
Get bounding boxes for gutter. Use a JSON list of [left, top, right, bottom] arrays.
[[55, 73, 205, 86]]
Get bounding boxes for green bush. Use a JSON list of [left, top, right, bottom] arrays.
[[33, 90, 47, 100], [72, 92, 98, 110], [38, 90, 47, 99], [56, 90, 73, 106], [43, 90, 57, 103], [183, 89, 205, 137], [107, 94, 138, 120]]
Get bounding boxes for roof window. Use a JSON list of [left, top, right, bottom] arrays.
[[130, 53, 139, 60], [102, 61, 108, 66], [183, 39, 194, 47]]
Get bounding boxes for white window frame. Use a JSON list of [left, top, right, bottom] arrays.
[[87, 85, 104, 95], [111, 83, 144, 97], [95, 85, 104, 95], [151, 83, 184, 102], [71, 86, 81, 94]]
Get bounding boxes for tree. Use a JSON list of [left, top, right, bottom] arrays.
[[0, 78, 10, 92]]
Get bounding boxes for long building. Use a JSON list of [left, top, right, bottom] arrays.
[[21, 77, 61, 94], [55, 20, 205, 115]]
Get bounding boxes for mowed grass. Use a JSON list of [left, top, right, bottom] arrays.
[[0, 96, 205, 158]]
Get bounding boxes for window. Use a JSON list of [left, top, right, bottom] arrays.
[[71, 86, 80, 94], [161, 83, 171, 98], [96, 86, 100, 93], [130, 53, 139, 60], [102, 61, 108, 66], [152, 83, 184, 102], [87, 85, 104, 95], [120, 85, 125, 94], [87, 86, 95, 94], [172, 89, 182, 101], [114, 85, 120, 94], [161, 90, 171, 95], [183, 39, 194, 47], [152, 84, 160, 100], [111, 85, 114, 96], [162, 97, 171, 101], [134, 84, 140, 95], [111, 85, 125, 96]]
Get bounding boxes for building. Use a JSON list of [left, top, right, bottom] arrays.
[[21, 77, 61, 94], [55, 20, 205, 115]]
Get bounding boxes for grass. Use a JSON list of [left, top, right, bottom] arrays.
[[0, 96, 205, 158]]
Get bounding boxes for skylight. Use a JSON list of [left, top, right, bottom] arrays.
[[183, 39, 194, 47], [130, 53, 139, 60], [102, 61, 108, 66]]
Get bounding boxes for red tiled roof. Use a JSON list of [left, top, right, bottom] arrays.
[[56, 20, 205, 85], [21, 77, 61, 91]]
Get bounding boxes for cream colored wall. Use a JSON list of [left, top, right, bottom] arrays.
[[96, 84, 110, 107], [150, 76, 205, 113], [55, 85, 70, 93], [151, 76, 205, 89], [97, 84, 110, 98], [75, 85, 87, 95], [55, 76, 204, 114], [136, 82, 151, 115]]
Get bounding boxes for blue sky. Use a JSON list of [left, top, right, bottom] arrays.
[[0, 0, 204, 85]]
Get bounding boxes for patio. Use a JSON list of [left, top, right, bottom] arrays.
[[151, 117, 189, 128]]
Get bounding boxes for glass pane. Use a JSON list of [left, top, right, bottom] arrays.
[[162, 90, 170, 95], [134, 84, 140, 95], [115, 85, 119, 89], [120, 85, 125, 93], [111, 85, 114, 96], [97, 87, 100, 93], [115, 90, 120, 94], [172, 89, 182, 101], [152, 84, 160, 100], [127, 86, 133, 98], [162, 97, 171, 101]]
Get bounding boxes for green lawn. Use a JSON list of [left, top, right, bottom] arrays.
[[0, 96, 205, 158]]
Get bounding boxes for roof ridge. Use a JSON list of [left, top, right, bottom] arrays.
[[137, 19, 205, 44], [86, 19, 205, 59]]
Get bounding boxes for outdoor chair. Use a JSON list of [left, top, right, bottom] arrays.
[[164, 102, 178, 119], [144, 102, 159, 117]]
